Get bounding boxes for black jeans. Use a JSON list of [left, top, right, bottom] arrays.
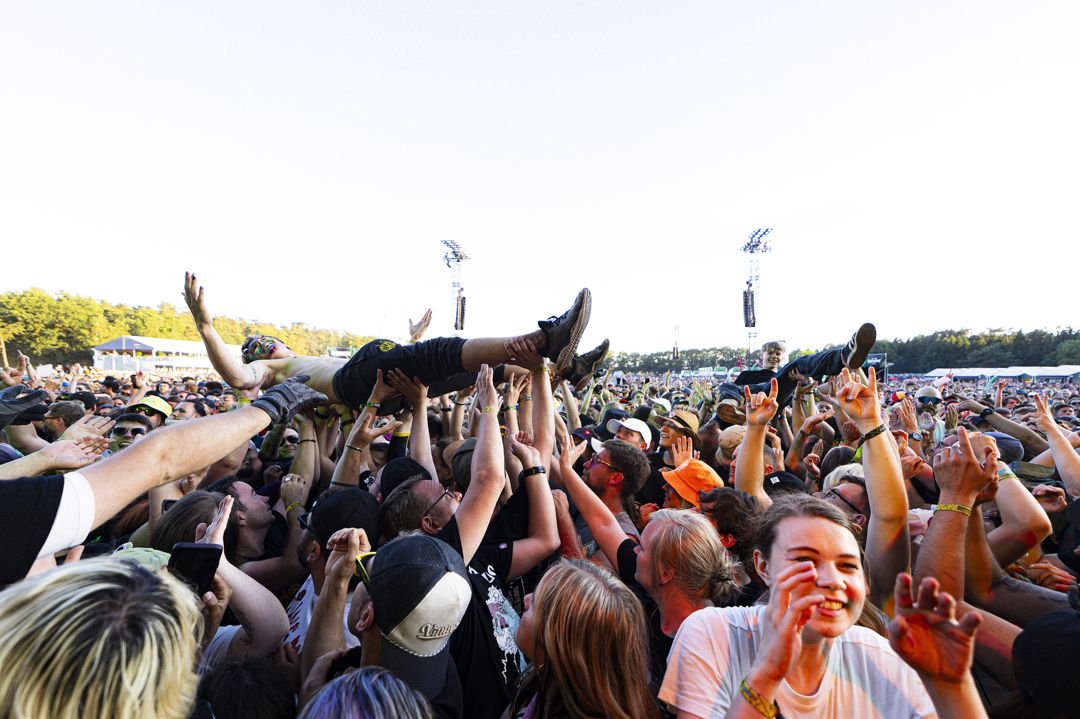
[[332, 337, 484, 415], [716, 347, 846, 408]]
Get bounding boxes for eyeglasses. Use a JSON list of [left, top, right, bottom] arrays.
[[130, 406, 161, 417], [423, 487, 456, 517], [283, 436, 300, 445], [354, 551, 377, 586], [586, 455, 619, 472], [109, 427, 146, 438], [828, 487, 864, 517], [918, 397, 942, 406]]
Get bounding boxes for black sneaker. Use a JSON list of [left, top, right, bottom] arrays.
[[842, 323, 877, 370], [539, 288, 592, 375], [563, 339, 610, 392]]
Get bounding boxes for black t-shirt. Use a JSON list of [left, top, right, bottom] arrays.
[[437, 516, 525, 719], [734, 368, 777, 386], [617, 538, 672, 705], [636, 451, 673, 507], [0, 474, 65, 586]]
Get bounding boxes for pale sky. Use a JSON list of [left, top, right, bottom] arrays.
[[2, 2, 1077, 356]]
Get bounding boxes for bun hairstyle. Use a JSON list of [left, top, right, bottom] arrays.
[[646, 508, 740, 605]]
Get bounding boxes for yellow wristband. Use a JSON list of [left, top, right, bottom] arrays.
[[933, 503, 972, 517], [480, 407, 499, 413], [285, 501, 304, 514], [739, 679, 778, 718]]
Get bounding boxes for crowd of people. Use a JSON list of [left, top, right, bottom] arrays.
[[1, 273, 1080, 718]]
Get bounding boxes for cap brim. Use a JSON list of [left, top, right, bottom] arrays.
[[379, 638, 453, 701]]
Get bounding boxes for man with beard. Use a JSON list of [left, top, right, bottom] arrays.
[[40, 401, 86, 441], [282, 488, 380, 654]]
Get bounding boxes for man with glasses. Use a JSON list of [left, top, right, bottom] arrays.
[[914, 385, 947, 444], [105, 413, 153, 454], [126, 395, 171, 429], [575, 440, 650, 569], [40, 400, 86, 441]]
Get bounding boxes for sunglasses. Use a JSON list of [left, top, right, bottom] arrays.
[[130, 406, 162, 417], [828, 487, 864, 516], [354, 551, 377, 586], [109, 427, 146, 438], [918, 397, 942, 406], [283, 436, 300, 445]]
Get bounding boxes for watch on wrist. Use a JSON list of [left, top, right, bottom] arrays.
[[909, 431, 923, 442]]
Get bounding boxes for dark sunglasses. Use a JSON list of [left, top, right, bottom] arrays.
[[354, 551, 377, 586], [283, 436, 300, 445], [918, 397, 942, 406], [586, 455, 619, 472], [130, 406, 162, 417], [109, 427, 146, 438]]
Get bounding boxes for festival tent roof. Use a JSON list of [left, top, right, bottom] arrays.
[[93, 336, 241, 355], [925, 366, 1080, 379]]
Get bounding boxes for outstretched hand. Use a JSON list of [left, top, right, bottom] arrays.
[[504, 336, 545, 372], [183, 272, 214, 328], [671, 434, 698, 466], [385, 369, 429, 412], [60, 414, 115, 441], [834, 367, 883, 429], [744, 378, 779, 427], [508, 431, 542, 466], [933, 427, 997, 503], [409, 309, 433, 343], [558, 432, 588, 468], [474, 365, 500, 413], [888, 573, 980, 684]]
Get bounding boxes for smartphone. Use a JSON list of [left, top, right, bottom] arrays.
[[326, 645, 365, 679], [161, 499, 178, 513], [168, 543, 222, 595]]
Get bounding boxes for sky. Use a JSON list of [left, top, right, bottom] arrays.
[[2, 2, 1078, 356]]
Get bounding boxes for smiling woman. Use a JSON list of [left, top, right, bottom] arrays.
[[659, 495, 937, 719]]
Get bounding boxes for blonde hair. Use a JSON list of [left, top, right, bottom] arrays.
[[0, 557, 203, 719], [646, 509, 740, 605], [514, 560, 658, 719], [821, 463, 865, 492]]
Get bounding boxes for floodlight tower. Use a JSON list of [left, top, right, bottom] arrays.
[[741, 228, 772, 357], [441, 240, 470, 332]]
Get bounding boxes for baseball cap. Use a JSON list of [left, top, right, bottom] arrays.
[[597, 408, 630, 440], [655, 409, 701, 435], [299, 488, 380, 549], [378, 457, 432, 500], [571, 426, 604, 454], [763, 471, 809, 497], [448, 437, 477, 492], [661, 459, 723, 507], [129, 395, 172, 420], [914, 386, 942, 401], [605, 417, 652, 447], [649, 397, 672, 413], [368, 535, 472, 702]]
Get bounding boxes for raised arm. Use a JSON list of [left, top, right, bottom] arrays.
[[734, 379, 778, 508], [385, 370, 438, 481], [1032, 393, 1080, 497], [453, 365, 507, 565], [80, 377, 325, 528], [986, 464, 1052, 566], [506, 432, 559, 579], [835, 367, 910, 605], [302, 527, 369, 679], [0, 436, 105, 480], [184, 272, 268, 391], [958, 397, 1048, 456], [556, 433, 628, 567]]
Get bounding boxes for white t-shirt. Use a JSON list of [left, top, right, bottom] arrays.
[[659, 605, 936, 719], [282, 575, 360, 655]]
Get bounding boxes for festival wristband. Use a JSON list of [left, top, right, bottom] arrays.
[[518, 466, 546, 482], [298, 438, 315, 445], [740, 679, 778, 718], [480, 407, 499, 414], [856, 423, 888, 448], [285, 501, 305, 514], [521, 395, 533, 401], [932, 503, 972, 517]]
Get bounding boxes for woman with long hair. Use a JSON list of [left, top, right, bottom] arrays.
[[557, 433, 739, 701], [510, 560, 659, 719], [660, 495, 986, 718]]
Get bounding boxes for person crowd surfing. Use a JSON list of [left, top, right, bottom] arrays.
[[0, 273, 1079, 717]]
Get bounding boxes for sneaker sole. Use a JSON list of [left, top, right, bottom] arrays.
[[556, 289, 591, 376], [845, 323, 877, 370], [572, 340, 610, 392]]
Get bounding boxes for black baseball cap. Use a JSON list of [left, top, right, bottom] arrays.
[[299, 488, 379, 548]]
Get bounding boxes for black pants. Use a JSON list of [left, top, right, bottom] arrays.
[[716, 347, 846, 408], [333, 337, 488, 415]]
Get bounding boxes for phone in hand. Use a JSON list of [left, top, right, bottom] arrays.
[[168, 543, 222, 596]]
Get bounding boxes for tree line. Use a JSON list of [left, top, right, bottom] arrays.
[[612, 328, 1080, 375], [2, 288, 1078, 374], [0, 288, 374, 365]]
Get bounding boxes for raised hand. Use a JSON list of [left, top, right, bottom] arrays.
[[385, 368, 429, 411], [933, 427, 997, 504], [671, 434, 698, 466], [349, 412, 403, 448], [799, 409, 834, 436], [750, 562, 825, 686], [888, 573, 980, 684], [1031, 484, 1068, 514], [508, 431, 542, 466], [60, 414, 115, 441], [744, 378, 779, 427], [42, 436, 107, 469], [504, 373, 531, 406], [196, 495, 235, 547], [279, 473, 305, 508], [504, 336, 545, 372], [408, 309, 433, 343], [184, 272, 214, 328], [834, 367, 883, 431], [1032, 394, 1061, 435], [474, 364, 500, 413], [324, 527, 371, 587], [944, 404, 959, 431], [558, 432, 588, 469]]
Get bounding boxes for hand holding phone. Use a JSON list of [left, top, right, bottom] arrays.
[[168, 543, 222, 595]]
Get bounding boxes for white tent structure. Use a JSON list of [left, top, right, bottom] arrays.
[[92, 336, 241, 373], [926, 366, 1080, 380]]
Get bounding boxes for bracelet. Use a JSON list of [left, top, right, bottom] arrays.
[[285, 501, 304, 514], [329, 481, 352, 488], [521, 395, 533, 402], [346, 444, 366, 453], [518, 466, 546, 481], [856, 423, 888, 448], [932, 503, 972, 517], [237, 397, 252, 404], [480, 407, 499, 414], [454, 400, 469, 406], [364, 402, 381, 409], [503, 404, 519, 412], [531, 367, 551, 376], [440, 408, 452, 412], [739, 680, 778, 718], [298, 438, 315, 444], [392, 432, 410, 438], [997, 468, 1018, 480]]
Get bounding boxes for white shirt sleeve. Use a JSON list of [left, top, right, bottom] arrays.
[[198, 625, 244, 674], [659, 608, 735, 719], [37, 471, 96, 558]]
